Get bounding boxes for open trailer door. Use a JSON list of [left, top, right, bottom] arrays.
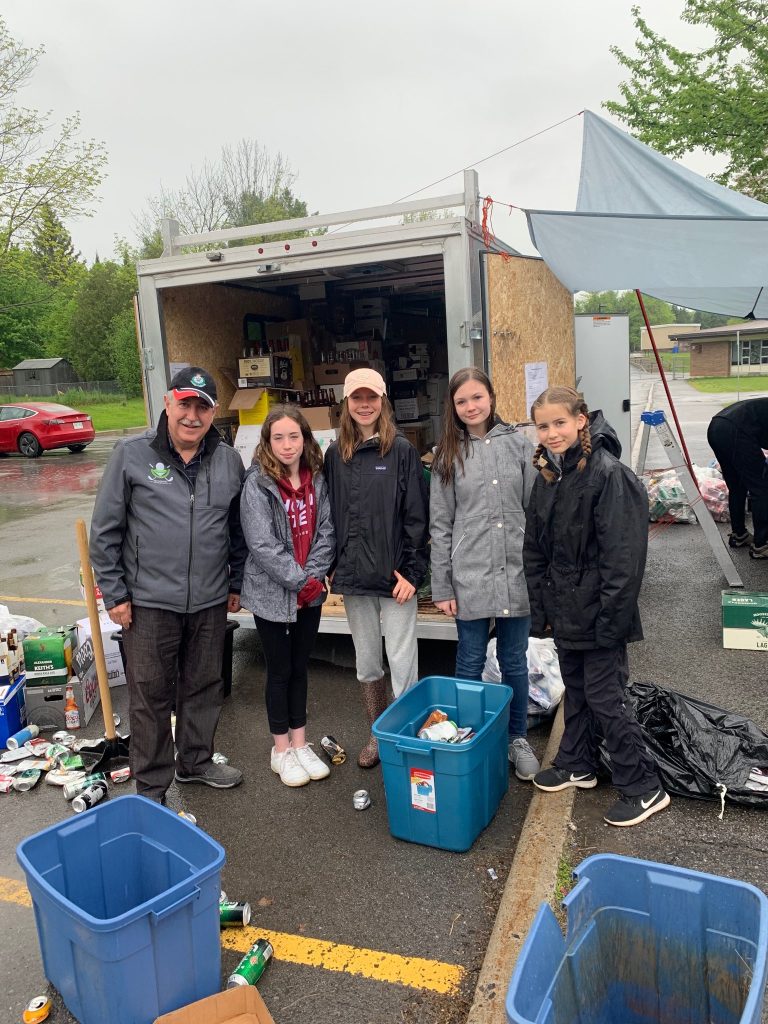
[[484, 253, 575, 423]]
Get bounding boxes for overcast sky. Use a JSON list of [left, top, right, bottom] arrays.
[[5, 1, 713, 263]]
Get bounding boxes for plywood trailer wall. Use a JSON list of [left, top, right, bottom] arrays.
[[162, 283, 298, 411], [486, 255, 575, 423]]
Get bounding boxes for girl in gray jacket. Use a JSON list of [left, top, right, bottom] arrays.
[[240, 406, 335, 788], [430, 368, 540, 781]]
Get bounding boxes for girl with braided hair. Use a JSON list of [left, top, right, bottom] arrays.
[[430, 367, 540, 781], [524, 386, 670, 827]]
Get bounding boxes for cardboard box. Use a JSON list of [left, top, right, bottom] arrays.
[[229, 388, 282, 426], [153, 985, 276, 1023], [354, 297, 390, 318], [313, 359, 387, 386], [23, 629, 73, 687], [355, 315, 387, 336], [407, 342, 430, 357], [238, 355, 293, 389], [234, 424, 262, 467], [722, 590, 768, 649], [0, 675, 27, 746], [76, 614, 126, 688], [313, 428, 339, 456], [426, 374, 450, 416], [25, 672, 101, 730], [300, 404, 342, 431], [335, 339, 382, 361], [394, 395, 431, 421], [399, 419, 434, 454], [392, 367, 426, 382], [266, 319, 314, 387]]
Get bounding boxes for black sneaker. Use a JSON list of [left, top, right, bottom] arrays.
[[728, 530, 752, 548], [533, 767, 597, 792], [604, 788, 670, 827], [175, 763, 243, 788], [749, 542, 768, 559]]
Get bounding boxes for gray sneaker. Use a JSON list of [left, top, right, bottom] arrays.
[[175, 762, 243, 788], [508, 737, 541, 781]]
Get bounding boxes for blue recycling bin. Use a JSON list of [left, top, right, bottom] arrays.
[[372, 675, 512, 852], [17, 795, 225, 1024], [506, 854, 768, 1024]]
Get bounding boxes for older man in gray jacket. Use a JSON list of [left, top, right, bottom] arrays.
[[90, 366, 246, 802]]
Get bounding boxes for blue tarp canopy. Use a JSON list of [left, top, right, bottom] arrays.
[[525, 111, 768, 319]]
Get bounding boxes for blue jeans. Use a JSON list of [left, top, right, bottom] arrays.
[[455, 615, 531, 737]]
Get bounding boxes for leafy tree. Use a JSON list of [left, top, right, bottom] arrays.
[[575, 291, 676, 349], [135, 139, 315, 249], [64, 261, 135, 380], [606, 2, 768, 200], [31, 203, 82, 286], [0, 18, 107, 257], [106, 306, 143, 397], [0, 247, 51, 366]]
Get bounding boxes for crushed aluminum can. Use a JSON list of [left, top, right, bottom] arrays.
[[352, 789, 371, 811], [51, 731, 77, 748], [487, 868, 499, 881], [0, 777, 13, 794], [13, 770, 42, 792], [320, 735, 346, 765], [212, 752, 229, 766], [22, 995, 52, 1024], [178, 811, 197, 825], [46, 769, 86, 787], [220, 900, 252, 927], [110, 766, 131, 784], [220, 889, 228, 903]]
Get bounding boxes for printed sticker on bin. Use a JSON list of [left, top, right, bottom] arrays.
[[411, 768, 436, 813]]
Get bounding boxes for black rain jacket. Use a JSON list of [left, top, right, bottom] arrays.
[[324, 434, 429, 597], [523, 411, 648, 650]]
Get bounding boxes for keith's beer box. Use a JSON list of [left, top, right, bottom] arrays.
[[722, 590, 768, 650]]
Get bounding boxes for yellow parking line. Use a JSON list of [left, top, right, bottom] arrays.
[[0, 878, 464, 994], [0, 877, 31, 908], [0, 595, 86, 607]]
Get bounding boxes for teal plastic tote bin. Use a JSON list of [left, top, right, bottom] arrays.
[[16, 794, 225, 1024], [506, 854, 768, 1024], [371, 675, 512, 852]]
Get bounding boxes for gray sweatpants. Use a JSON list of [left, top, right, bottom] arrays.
[[344, 594, 419, 698]]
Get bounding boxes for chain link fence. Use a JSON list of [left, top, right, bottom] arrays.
[[0, 380, 122, 399]]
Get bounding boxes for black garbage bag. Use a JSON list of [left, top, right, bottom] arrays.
[[599, 681, 768, 807]]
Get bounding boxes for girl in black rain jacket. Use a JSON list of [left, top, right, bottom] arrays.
[[524, 386, 669, 829]]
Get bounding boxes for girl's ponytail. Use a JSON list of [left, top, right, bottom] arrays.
[[533, 442, 558, 484], [577, 420, 592, 473]]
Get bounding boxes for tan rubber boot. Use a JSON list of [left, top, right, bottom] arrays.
[[358, 677, 389, 768]]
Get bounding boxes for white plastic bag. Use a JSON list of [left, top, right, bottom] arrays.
[[482, 635, 565, 725], [0, 604, 45, 640]]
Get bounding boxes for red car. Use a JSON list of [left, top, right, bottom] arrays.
[[0, 402, 95, 457]]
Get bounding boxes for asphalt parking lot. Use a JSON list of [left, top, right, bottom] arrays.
[[0, 438, 539, 1024]]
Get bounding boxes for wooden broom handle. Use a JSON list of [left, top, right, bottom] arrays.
[[75, 519, 117, 740]]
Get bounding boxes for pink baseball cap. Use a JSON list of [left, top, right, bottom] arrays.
[[343, 368, 387, 399]]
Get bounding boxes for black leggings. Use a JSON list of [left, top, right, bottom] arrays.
[[254, 606, 322, 734], [708, 417, 768, 545]]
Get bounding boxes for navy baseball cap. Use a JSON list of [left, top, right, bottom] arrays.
[[169, 366, 218, 407]]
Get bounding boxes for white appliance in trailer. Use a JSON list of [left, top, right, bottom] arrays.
[[574, 313, 631, 466]]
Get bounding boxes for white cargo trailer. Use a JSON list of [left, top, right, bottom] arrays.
[[134, 170, 576, 637]]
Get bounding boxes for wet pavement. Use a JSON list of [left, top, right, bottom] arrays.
[[0, 435, 537, 1024]]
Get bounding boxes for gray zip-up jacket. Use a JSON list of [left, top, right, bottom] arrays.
[[239, 468, 335, 623], [89, 413, 246, 613], [430, 421, 535, 620]]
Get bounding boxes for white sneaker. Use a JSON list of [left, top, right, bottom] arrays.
[[292, 743, 330, 781], [270, 747, 310, 787]]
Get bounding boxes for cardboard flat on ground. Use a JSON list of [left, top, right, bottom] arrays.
[[153, 986, 275, 1024]]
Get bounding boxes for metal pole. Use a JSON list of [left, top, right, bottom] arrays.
[[635, 290, 698, 488]]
